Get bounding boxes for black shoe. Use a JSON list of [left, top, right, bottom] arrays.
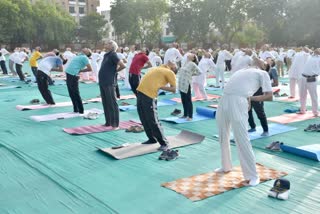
[[171, 109, 181, 116], [159, 149, 171, 160], [142, 140, 157, 144], [158, 144, 169, 151], [165, 150, 179, 161]]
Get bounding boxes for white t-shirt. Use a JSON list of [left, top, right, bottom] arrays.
[[148, 51, 157, 61], [117, 53, 126, 61], [9, 51, 19, 62], [38, 56, 63, 75], [163, 48, 183, 64], [233, 55, 253, 72], [63, 51, 76, 61], [15, 52, 28, 65], [224, 68, 272, 97], [302, 55, 320, 76], [289, 51, 310, 78], [0, 48, 9, 61], [259, 51, 275, 60], [151, 55, 162, 67], [286, 49, 295, 59], [216, 50, 232, 66], [126, 51, 137, 68]]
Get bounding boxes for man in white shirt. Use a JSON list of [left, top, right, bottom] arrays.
[[215, 45, 233, 88], [215, 66, 273, 186], [8, 48, 19, 76], [90, 50, 102, 82], [163, 43, 183, 65], [276, 48, 286, 77], [259, 44, 275, 61], [124, 45, 137, 89], [298, 48, 320, 116], [288, 47, 310, 98], [14, 48, 29, 81], [286, 48, 296, 71], [0, 47, 9, 74], [231, 49, 253, 74]]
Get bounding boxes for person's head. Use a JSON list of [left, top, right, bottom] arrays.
[[266, 57, 276, 67], [105, 40, 118, 52], [314, 48, 320, 55], [130, 45, 136, 52], [252, 56, 267, 70], [167, 60, 177, 74], [35, 46, 41, 51], [141, 47, 149, 56], [66, 47, 72, 52], [172, 43, 179, 49], [261, 44, 269, 51], [82, 48, 92, 58], [244, 49, 253, 56]]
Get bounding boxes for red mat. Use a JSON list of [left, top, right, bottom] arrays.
[[171, 94, 220, 103], [268, 112, 316, 124], [272, 88, 280, 93], [63, 120, 141, 135]]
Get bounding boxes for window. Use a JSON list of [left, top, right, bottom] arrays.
[[69, 6, 75, 13], [79, 7, 85, 14]]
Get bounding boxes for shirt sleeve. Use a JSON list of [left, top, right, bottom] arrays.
[[56, 58, 63, 66], [112, 53, 120, 65], [260, 72, 272, 92]]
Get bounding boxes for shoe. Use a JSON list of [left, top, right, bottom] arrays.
[[141, 140, 157, 144], [84, 112, 98, 120], [214, 168, 232, 173], [304, 124, 317, 132], [248, 128, 256, 133], [265, 141, 279, 149], [171, 109, 181, 116], [125, 126, 137, 132], [159, 149, 171, 160], [120, 101, 130, 106], [165, 150, 179, 161], [132, 126, 144, 133], [158, 144, 169, 151], [270, 142, 283, 151], [274, 92, 280, 97], [261, 131, 269, 137], [248, 177, 260, 186], [30, 99, 40, 104]]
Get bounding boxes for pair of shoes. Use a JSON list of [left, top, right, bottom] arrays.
[[171, 109, 181, 116], [158, 149, 179, 161], [30, 99, 40, 104], [304, 124, 320, 132], [125, 125, 144, 133], [141, 140, 157, 144], [84, 112, 99, 120], [120, 101, 130, 106], [248, 128, 256, 133], [265, 141, 283, 151], [261, 131, 269, 137], [158, 144, 169, 151]]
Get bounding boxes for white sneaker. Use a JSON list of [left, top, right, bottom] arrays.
[[214, 168, 232, 173]]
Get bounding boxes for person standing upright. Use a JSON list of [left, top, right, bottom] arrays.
[[0, 46, 9, 74], [29, 46, 43, 82]]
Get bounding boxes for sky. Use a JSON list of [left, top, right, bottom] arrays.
[[98, 0, 110, 12]]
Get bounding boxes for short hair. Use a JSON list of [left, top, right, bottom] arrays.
[[108, 40, 118, 52]]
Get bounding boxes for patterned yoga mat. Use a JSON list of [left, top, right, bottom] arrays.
[[162, 163, 287, 201]]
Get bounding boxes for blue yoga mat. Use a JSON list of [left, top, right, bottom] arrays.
[[284, 108, 300, 113], [158, 99, 177, 106], [214, 124, 297, 141], [161, 107, 216, 124], [206, 87, 222, 91], [280, 144, 320, 161]]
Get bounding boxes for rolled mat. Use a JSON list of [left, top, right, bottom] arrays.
[[162, 163, 287, 201], [63, 120, 141, 135], [98, 130, 204, 159], [280, 144, 320, 161]]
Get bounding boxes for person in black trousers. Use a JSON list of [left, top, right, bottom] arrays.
[[99, 40, 126, 128], [65, 48, 93, 114]]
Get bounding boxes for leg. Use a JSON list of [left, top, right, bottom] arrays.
[[15, 64, 25, 81], [100, 85, 111, 126], [199, 83, 208, 99], [31, 67, 38, 79], [9, 60, 16, 75], [115, 73, 120, 99], [307, 81, 318, 116], [0, 61, 8, 74], [289, 78, 296, 97], [298, 78, 308, 113], [180, 91, 188, 117], [129, 73, 140, 95], [67, 73, 82, 113], [193, 83, 201, 99], [186, 85, 193, 118], [252, 101, 268, 132], [248, 104, 256, 130], [36, 71, 55, 104]]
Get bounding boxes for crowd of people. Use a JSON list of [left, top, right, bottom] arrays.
[[1, 41, 319, 186]]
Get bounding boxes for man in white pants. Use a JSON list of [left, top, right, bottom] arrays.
[[215, 45, 232, 88], [216, 67, 273, 186], [298, 48, 320, 116]]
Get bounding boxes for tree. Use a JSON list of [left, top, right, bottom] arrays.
[[78, 13, 107, 47], [0, 0, 20, 44], [234, 22, 265, 47]]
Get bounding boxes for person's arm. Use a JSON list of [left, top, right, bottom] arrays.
[[80, 63, 93, 72], [51, 65, 63, 72], [160, 85, 176, 93], [250, 91, 273, 102], [143, 60, 152, 69], [117, 60, 126, 72]]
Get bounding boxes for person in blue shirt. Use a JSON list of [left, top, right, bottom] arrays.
[[65, 48, 92, 114]]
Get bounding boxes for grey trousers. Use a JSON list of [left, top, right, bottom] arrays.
[[99, 85, 119, 127]]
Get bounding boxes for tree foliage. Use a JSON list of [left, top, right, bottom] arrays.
[[79, 13, 107, 46]]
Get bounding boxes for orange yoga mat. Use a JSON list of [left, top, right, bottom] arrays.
[[162, 163, 287, 201], [268, 112, 316, 124]]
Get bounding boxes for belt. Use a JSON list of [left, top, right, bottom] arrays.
[[302, 74, 318, 78]]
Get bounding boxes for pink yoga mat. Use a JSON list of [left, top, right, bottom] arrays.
[[63, 120, 141, 135], [171, 94, 220, 103], [208, 104, 218, 108], [268, 112, 316, 124], [272, 88, 280, 93]]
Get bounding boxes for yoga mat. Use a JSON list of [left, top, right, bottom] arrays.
[[63, 120, 141, 135], [206, 87, 222, 91], [272, 88, 280, 93], [80, 81, 96, 84], [275, 97, 299, 102], [214, 124, 297, 141], [171, 94, 220, 103], [0, 85, 21, 90], [30, 108, 103, 122], [86, 94, 136, 103], [268, 112, 316, 124], [16, 101, 85, 111], [162, 163, 287, 201], [280, 144, 320, 161], [119, 100, 177, 112], [161, 107, 216, 124], [119, 105, 137, 111], [208, 104, 218, 108], [98, 130, 205, 159]]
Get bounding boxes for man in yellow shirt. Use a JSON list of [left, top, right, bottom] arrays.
[[29, 47, 43, 81], [136, 61, 177, 151]]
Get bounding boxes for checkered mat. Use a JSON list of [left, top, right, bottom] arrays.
[[161, 163, 287, 201]]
